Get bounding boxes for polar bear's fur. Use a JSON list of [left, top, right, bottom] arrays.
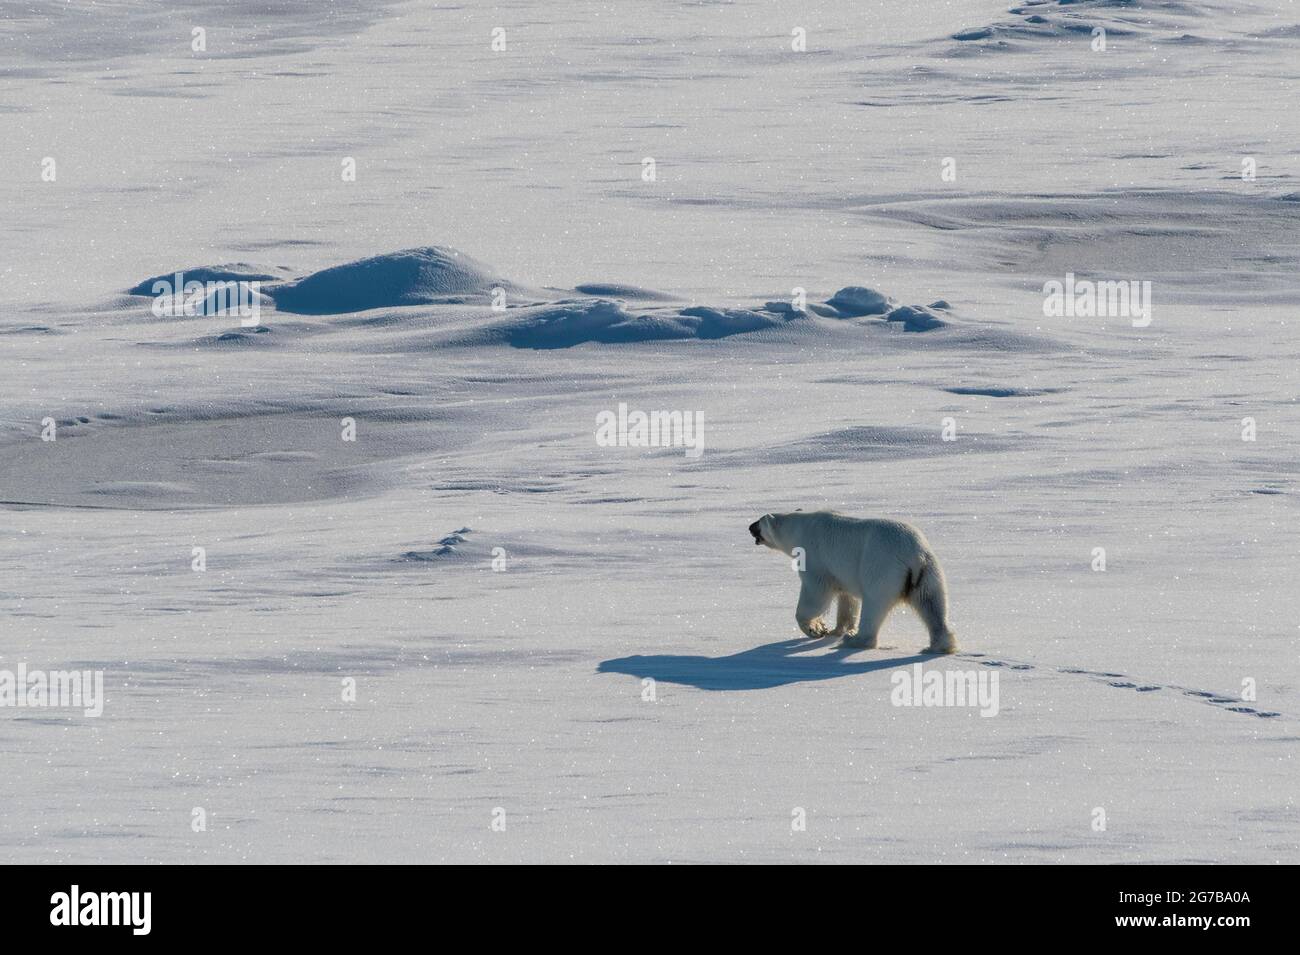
[[749, 511, 957, 654]]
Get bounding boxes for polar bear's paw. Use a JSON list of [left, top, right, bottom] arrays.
[[797, 619, 831, 639], [826, 625, 857, 639], [922, 635, 959, 655], [841, 634, 879, 650]]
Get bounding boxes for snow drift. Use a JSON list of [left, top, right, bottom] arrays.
[[127, 265, 284, 297], [269, 246, 526, 314], [128, 246, 964, 347]]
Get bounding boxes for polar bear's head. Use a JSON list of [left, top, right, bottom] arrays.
[[749, 513, 793, 554]]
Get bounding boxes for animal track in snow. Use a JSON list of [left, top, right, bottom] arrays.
[[957, 653, 1282, 719]]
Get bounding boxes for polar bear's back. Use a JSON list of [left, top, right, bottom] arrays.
[[783, 511, 934, 595], [796, 511, 932, 554]]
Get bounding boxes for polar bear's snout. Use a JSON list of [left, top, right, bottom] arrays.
[[748, 520, 764, 545]]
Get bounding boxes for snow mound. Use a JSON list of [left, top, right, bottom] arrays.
[[127, 265, 284, 297], [193, 285, 275, 317], [883, 304, 948, 331], [573, 282, 676, 301], [505, 300, 789, 349], [820, 289, 948, 331], [270, 246, 519, 315], [826, 286, 892, 317]]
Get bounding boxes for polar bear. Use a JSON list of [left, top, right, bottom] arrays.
[[749, 511, 957, 654]]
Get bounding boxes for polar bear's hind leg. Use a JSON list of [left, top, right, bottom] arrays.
[[909, 558, 958, 654]]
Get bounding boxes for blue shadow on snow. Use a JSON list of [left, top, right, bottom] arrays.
[[598, 638, 929, 691]]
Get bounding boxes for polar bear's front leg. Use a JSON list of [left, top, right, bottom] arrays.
[[795, 577, 834, 638], [827, 594, 860, 638]]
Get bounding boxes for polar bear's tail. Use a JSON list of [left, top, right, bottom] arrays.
[[906, 552, 958, 654]]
